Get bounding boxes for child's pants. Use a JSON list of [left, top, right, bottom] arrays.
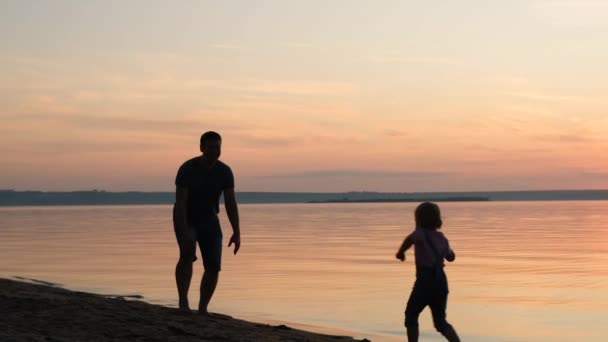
[[404, 268, 455, 334]]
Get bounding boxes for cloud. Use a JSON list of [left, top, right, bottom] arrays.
[[533, 134, 595, 143], [259, 169, 453, 180], [2, 53, 355, 99], [384, 129, 407, 137], [5, 140, 168, 154], [207, 43, 241, 50], [235, 134, 301, 147], [534, 0, 608, 10], [493, 75, 531, 88], [367, 55, 459, 67], [230, 133, 364, 149], [501, 91, 599, 104], [578, 171, 608, 179], [531, 0, 608, 27], [283, 42, 314, 48], [0, 55, 64, 70], [232, 80, 356, 96], [9, 112, 251, 136], [93, 74, 357, 97]]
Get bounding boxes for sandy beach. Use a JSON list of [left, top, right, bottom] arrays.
[[0, 278, 368, 342]]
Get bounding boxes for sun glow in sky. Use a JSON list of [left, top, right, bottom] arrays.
[[1, 0, 607, 192]]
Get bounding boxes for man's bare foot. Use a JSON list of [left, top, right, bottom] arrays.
[[178, 299, 192, 313], [178, 307, 192, 314], [197, 309, 213, 317], [197, 311, 232, 320]]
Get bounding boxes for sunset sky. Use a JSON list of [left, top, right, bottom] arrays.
[[1, 0, 607, 192]]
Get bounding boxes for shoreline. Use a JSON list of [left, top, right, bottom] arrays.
[[1, 277, 369, 342], [2, 189, 608, 206], [1, 197, 608, 209], [306, 197, 490, 203]]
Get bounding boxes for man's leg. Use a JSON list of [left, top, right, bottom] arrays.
[[199, 270, 219, 315], [198, 225, 223, 315], [175, 256, 194, 311], [174, 210, 197, 312]]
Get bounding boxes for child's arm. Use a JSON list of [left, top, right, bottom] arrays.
[[445, 239, 456, 262], [395, 232, 415, 262], [446, 248, 456, 262]]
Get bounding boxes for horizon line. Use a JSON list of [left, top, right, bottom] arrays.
[[2, 188, 608, 194]]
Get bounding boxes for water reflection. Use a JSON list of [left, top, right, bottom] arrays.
[[1, 201, 607, 341]]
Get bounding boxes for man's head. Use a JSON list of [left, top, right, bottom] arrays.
[[200, 131, 222, 161]]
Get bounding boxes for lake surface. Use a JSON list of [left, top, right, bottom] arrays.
[[1, 201, 607, 341]]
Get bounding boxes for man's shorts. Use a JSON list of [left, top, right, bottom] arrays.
[[173, 208, 223, 272]]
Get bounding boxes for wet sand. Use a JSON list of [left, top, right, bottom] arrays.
[[0, 278, 368, 342]]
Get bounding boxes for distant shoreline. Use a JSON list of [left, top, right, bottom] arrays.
[[307, 197, 490, 203], [1, 189, 607, 206]]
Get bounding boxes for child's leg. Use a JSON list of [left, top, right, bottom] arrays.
[[404, 283, 428, 342], [407, 325, 419, 342], [429, 291, 460, 342]]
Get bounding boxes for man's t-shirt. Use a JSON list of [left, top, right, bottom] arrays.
[[175, 157, 234, 226]]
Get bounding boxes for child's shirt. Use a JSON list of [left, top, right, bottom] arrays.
[[411, 228, 452, 269]]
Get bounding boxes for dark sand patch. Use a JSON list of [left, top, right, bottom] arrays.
[[0, 278, 368, 342]]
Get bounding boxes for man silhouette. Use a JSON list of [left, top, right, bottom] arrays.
[[173, 131, 241, 315]]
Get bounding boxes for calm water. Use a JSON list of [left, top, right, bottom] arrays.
[[1, 202, 607, 341]]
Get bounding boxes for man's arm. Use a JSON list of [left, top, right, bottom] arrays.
[[224, 187, 240, 255], [395, 232, 415, 261], [175, 186, 190, 238]]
